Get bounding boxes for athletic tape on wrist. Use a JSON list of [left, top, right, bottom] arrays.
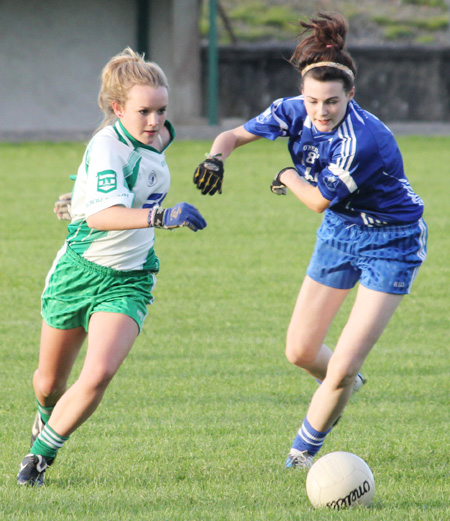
[[148, 207, 166, 228]]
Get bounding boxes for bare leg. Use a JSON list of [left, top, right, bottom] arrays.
[[33, 321, 87, 407], [285, 276, 350, 380], [47, 312, 139, 437], [306, 285, 403, 431]]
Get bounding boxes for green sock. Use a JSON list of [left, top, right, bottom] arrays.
[[31, 424, 69, 460], [36, 399, 54, 424]]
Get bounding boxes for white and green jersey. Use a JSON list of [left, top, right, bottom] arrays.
[[66, 120, 174, 271]]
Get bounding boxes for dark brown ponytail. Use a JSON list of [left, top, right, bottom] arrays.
[[290, 12, 356, 91]]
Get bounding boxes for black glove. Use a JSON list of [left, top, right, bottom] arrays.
[[270, 167, 299, 195], [193, 155, 224, 195]]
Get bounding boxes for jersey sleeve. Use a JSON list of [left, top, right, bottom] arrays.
[[84, 134, 136, 218], [317, 126, 384, 205], [244, 97, 304, 140]]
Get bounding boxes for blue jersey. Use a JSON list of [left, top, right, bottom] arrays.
[[244, 96, 424, 226]]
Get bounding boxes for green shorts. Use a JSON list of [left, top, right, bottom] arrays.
[[41, 245, 158, 333]]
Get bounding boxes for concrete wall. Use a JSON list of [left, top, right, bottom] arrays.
[[149, 0, 202, 124], [202, 44, 450, 123], [0, 0, 201, 140], [1, 0, 450, 142], [351, 46, 450, 122]]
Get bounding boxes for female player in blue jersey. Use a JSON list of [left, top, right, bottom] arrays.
[[193, 12, 427, 469], [17, 48, 206, 486]]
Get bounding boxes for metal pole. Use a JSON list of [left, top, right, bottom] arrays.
[[208, 0, 219, 125], [447, 0, 450, 39], [136, 0, 150, 57]]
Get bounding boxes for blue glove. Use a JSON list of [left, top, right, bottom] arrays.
[[149, 203, 207, 232]]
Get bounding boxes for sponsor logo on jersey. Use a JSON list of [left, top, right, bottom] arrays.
[[256, 107, 273, 124], [147, 170, 157, 187], [97, 170, 117, 193], [323, 174, 339, 191]]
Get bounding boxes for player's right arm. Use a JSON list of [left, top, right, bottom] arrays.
[[86, 203, 206, 232], [193, 126, 261, 195]]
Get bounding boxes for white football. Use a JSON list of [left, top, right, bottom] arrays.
[[306, 451, 375, 510]]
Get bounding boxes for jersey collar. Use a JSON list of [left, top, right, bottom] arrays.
[[114, 120, 175, 152], [306, 103, 351, 140]]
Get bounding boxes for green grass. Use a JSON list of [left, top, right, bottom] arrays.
[[402, 0, 446, 7], [373, 14, 449, 40], [0, 137, 449, 520], [202, 0, 450, 45]]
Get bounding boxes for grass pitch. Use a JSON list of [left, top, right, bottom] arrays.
[[0, 136, 448, 520]]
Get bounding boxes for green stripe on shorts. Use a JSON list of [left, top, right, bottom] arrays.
[[42, 245, 158, 332]]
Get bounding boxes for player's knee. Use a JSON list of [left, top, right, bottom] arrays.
[[35, 373, 66, 399], [80, 367, 116, 393], [285, 322, 324, 368], [285, 340, 317, 368], [327, 365, 358, 390]]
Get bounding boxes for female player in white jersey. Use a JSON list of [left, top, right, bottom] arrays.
[[193, 13, 427, 468], [17, 48, 206, 486]]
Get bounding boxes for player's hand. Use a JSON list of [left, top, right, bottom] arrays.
[[54, 192, 72, 220], [149, 203, 207, 232], [270, 167, 298, 195], [193, 155, 224, 195]]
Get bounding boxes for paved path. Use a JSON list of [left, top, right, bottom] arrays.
[[2, 120, 450, 142], [176, 120, 450, 140]]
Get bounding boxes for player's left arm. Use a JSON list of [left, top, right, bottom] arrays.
[[274, 168, 331, 213]]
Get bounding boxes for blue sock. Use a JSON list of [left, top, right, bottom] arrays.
[[291, 416, 331, 456]]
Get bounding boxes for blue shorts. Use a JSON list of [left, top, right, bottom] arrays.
[[307, 211, 428, 294]]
